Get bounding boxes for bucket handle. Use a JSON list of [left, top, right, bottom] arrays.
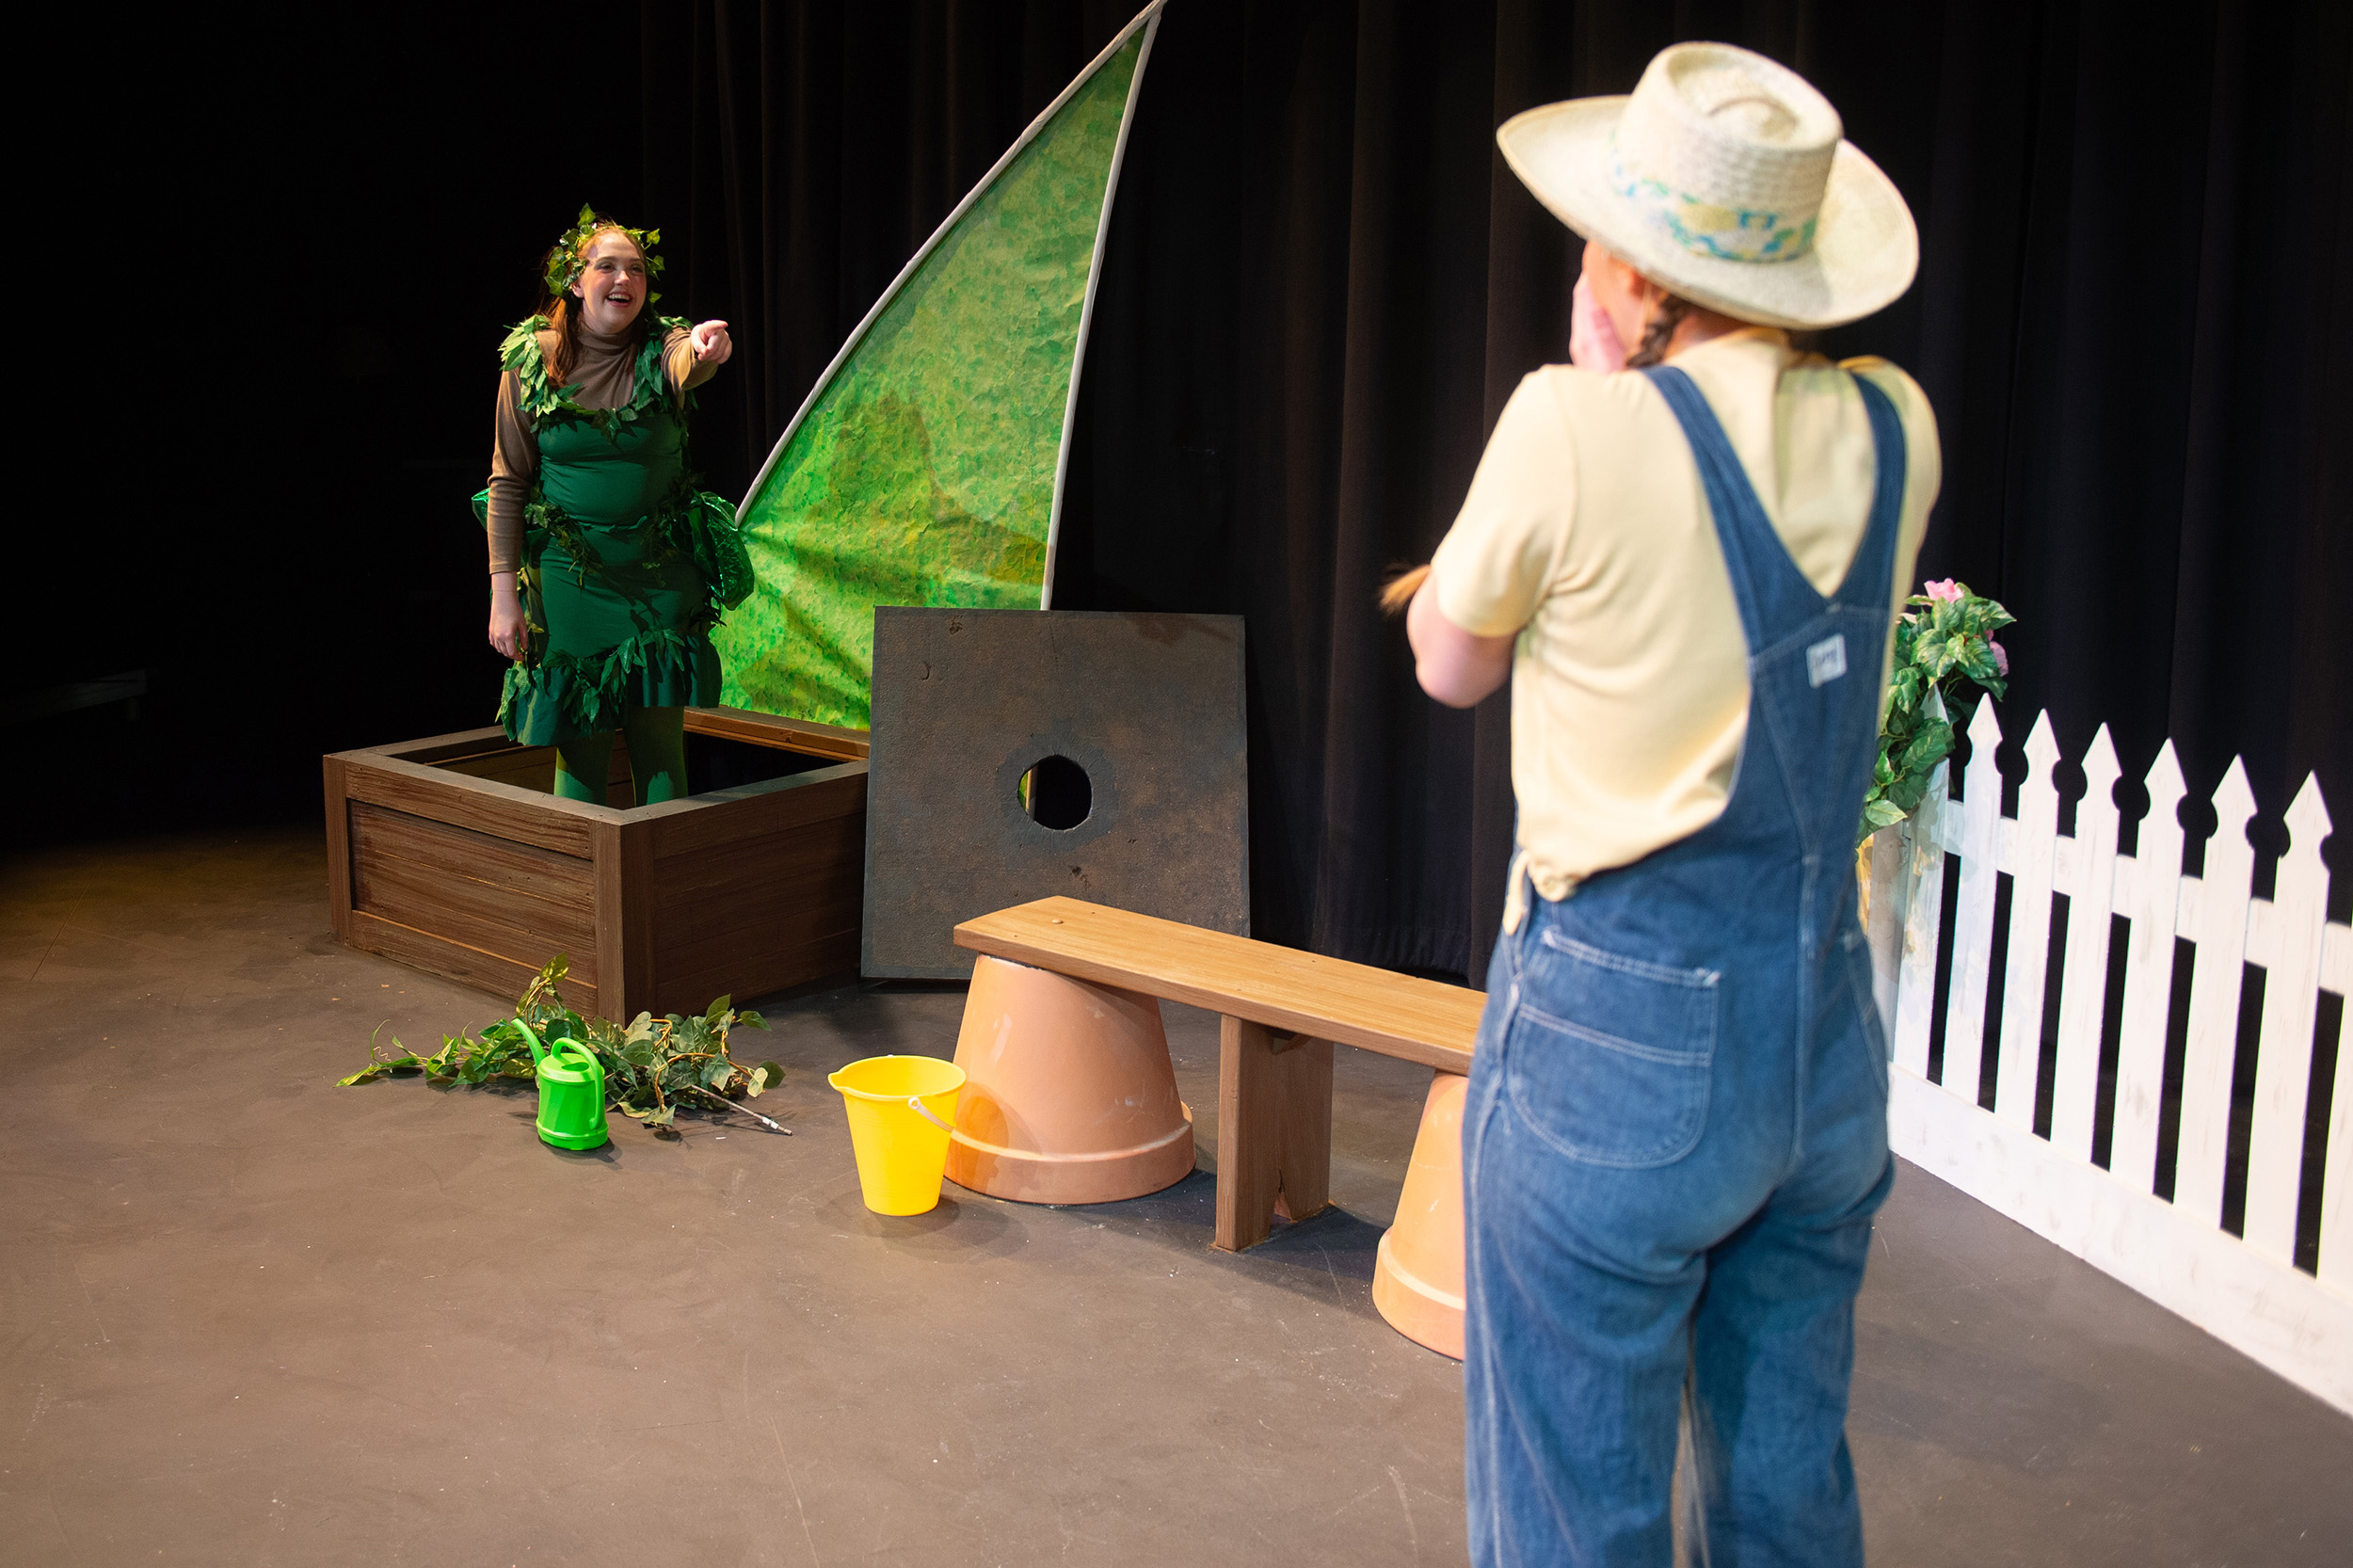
[[906, 1096, 955, 1133]]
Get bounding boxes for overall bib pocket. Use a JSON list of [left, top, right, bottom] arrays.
[[1505, 931, 1720, 1168]]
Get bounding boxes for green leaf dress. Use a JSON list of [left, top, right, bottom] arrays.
[[481, 316, 751, 745]]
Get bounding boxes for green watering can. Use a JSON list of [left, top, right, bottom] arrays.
[[516, 1020, 609, 1150]]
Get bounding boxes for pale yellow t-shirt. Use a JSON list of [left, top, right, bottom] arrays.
[[1429, 328, 1939, 925]]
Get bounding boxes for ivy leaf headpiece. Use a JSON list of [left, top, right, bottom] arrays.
[[546, 203, 665, 304]]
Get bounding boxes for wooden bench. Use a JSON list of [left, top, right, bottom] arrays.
[[952, 896, 1483, 1252]]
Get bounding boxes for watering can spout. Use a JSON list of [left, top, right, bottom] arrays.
[[514, 1018, 551, 1068]]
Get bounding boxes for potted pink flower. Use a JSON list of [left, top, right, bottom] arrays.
[[1859, 579, 2014, 846]]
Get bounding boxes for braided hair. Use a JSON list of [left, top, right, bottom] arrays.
[[1622, 293, 1692, 369]]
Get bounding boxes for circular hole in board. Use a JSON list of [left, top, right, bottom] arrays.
[[1018, 755, 1092, 831]]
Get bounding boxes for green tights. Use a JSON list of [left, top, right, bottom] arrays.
[[552, 705, 689, 807]]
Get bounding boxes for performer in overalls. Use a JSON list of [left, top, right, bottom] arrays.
[[1402, 42, 1940, 1566]]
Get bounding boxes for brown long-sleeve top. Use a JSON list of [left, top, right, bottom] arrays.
[[485, 321, 720, 576]]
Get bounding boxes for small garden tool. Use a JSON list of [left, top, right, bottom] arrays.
[[517, 1019, 610, 1150]]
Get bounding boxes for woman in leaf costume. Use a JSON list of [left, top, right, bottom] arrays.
[[480, 206, 753, 804]]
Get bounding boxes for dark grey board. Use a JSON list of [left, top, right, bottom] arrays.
[[861, 608, 1249, 978]]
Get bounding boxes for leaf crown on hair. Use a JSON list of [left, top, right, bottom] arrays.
[[546, 204, 665, 302]]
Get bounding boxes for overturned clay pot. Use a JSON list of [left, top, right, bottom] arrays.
[[946, 955, 1195, 1205], [1373, 1069, 1467, 1360]]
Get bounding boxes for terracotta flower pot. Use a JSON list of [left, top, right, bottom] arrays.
[[1373, 1069, 1467, 1359], [944, 955, 1195, 1204]]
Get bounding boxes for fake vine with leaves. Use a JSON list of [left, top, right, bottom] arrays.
[[340, 955, 785, 1135]]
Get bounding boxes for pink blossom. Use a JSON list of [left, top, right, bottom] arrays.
[[1924, 579, 1963, 603], [1988, 637, 2009, 676]]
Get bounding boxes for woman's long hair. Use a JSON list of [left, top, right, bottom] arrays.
[[534, 216, 658, 384], [1622, 292, 1691, 369]]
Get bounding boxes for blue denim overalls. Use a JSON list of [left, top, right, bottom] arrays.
[[1462, 364, 1907, 1567]]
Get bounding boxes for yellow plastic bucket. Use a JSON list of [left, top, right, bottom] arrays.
[[827, 1055, 968, 1215]]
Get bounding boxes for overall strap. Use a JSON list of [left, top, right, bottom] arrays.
[[1838, 374, 1908, 619], [1641, 364, 1909, 651], [1642, 365, 1798, 655]]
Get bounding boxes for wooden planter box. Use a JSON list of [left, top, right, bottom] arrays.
[[323, 707, 869, 1021]]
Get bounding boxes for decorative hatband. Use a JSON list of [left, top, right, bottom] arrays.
[[1607, 138, 1817, 265]]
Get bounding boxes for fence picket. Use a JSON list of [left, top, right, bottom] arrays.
[[2323, 994, 2353, 1291], [1940, 700, 2006, 1104], [1995, 715, 2062, 1128], [2242, 777, 2332, 1263], [1879, 712, 2353, 1414], [2050, 727, 2122, 1161], [2112, 744, 2189, 1194], [1867, 825, 1905, 1040], [1893, 753, 1949, 1079], [2175, 761, 2259, 1227]]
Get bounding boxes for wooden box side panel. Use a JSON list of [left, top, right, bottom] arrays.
[[346, 798, 600, 993], [428, 740, 634, 807], [437, 744, 558, 794], [352, 801, 594, 912], [347, 911, 600, 1019], [340, 756, 605, 856], [683, 705, 871, 760], [327, 736, 865, 1020], [643, 765, 867, 858], [646, 800, 865, 1015], [362, 727, 514, 765], [324, 756, 355, 944]]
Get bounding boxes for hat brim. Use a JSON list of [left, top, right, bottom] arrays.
[[1497, 96, 1918, 331]]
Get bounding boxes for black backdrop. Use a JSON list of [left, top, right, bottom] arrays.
[[23, 0, 2349, 984]]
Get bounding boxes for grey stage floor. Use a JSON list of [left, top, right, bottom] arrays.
[[3, 826, 2347, 1567]]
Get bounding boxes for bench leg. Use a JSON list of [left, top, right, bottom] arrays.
[[1217, 1016, 1282, 1251], [1214, 1019, 1335, 1251], [1273, 1037, 1333, 1223]]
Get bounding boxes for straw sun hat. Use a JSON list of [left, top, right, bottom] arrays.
[[1498, 41, 1917, 330]]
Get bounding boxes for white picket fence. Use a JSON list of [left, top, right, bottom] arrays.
[[1864, 695, 2353, 1414]]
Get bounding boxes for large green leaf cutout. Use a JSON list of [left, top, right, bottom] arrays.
[[714, 5, 1162, 728]]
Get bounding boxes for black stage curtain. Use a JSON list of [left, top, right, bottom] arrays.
[[24, 3, 2345, 988], [640, 0, 2350, 981]]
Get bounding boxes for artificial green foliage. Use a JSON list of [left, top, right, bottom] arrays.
[[545, 203, 666, 301], [495, 621, 718, 737], [1859, 580, 2016, 847], [714, 31, 1147, 728], [338, 956, 786, 1136], [498, 312, 689, 440], [524, 489, 751, 611], [487, 322, 752, 746]]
